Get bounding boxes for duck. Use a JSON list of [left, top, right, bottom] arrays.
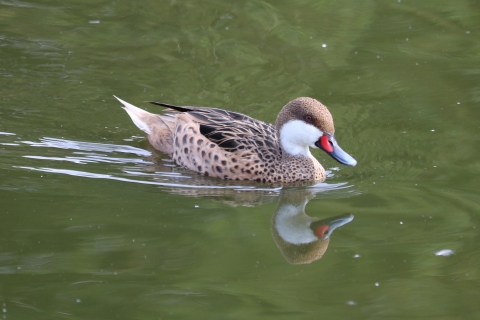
[[114, 96, 356, 183]]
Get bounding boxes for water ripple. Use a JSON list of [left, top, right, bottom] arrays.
[[13, 166, 283, 191], [0, 131, 16, 136], [20, 137, 151, 156], [23, 154, 151, 165]]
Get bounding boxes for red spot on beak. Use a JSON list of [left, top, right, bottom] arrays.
[[315, 225, 329, 238], [320, 135, 333, 153]]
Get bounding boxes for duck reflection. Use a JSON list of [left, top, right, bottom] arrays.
[[271, 189, 353, 264]]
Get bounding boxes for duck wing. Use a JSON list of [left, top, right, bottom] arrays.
[[149, 101, 280, 156]]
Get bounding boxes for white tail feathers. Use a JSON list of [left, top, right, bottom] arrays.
[[114, 95, 152, 134]]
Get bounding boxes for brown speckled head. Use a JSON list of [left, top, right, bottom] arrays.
[[275, 97, 335, 135]]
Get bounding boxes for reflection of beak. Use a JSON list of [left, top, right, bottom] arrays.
[[315, 133, 357, 166], [310, 213, 354, 240]]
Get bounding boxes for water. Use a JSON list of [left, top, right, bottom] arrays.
[[1, 0, 479, 319]]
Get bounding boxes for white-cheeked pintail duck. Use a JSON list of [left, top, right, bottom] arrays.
[[115, 96, 356, 183]]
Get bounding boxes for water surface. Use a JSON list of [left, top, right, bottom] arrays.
[[1, 0, 479, 319]]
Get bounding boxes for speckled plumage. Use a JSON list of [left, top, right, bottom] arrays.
[[116, 96, 347, 183]]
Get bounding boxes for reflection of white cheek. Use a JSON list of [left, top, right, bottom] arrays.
[[275, 204, 318, 244], [280, 120, 323, 157]]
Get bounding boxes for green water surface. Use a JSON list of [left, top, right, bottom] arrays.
[[1, 0, 479, 319]]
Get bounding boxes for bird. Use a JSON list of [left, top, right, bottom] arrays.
[[115, 96, 356, 183]]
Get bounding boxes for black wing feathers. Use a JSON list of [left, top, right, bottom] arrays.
[[148, 101, 193, 113]]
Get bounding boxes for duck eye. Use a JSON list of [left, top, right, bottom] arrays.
[[304, 115, 313, 123]]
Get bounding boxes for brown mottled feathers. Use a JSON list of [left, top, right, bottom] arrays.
[[150, 102, 284, 182]]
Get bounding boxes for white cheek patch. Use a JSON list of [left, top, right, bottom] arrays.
[[279, 120, 323, 157]]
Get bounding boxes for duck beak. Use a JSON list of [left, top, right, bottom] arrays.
[[311, 213, 354, 240], [314, 133, 357, 166]]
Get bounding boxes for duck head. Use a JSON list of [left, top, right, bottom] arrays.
[[276, 97, 357, 166]]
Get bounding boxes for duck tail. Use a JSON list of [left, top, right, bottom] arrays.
[[114, 96, 175, 154], [114, 95, 155, 134]]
